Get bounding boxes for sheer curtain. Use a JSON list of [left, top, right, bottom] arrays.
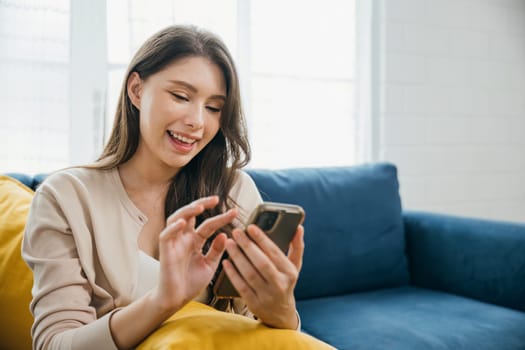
[[0, 0, 70, 174]]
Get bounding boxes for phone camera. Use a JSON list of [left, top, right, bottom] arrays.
[[256, 211, 279, 231]]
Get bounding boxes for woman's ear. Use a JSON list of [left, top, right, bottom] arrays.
[[127, 72, 143, 110]]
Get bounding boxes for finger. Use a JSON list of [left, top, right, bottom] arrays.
[[159, 218, 185, 241], [166, 196, 219, 225], [158, 218, 186, 255], [204, 232, 227, 266], [245, 224, 296, 274], [231, 228, 280, 282], [195, 208, 238, 244], [222, 258, 258, 301], [225, 237, 267, 291], [287, 225, 304, 271], [187, 216, 196, 231]]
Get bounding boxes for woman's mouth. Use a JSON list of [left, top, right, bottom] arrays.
[[167, 130, 197, 153]]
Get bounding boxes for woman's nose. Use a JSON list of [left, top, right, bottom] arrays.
[[184, 104, 205, 129]]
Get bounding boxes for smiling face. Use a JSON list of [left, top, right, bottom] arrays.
[[127, 56, 226, 175]]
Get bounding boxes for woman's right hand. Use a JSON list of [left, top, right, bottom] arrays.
[[152, 195, 236, 314], [110, 196, 236, 349]]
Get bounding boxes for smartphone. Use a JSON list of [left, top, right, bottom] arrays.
[[212, 202, 305, 298]]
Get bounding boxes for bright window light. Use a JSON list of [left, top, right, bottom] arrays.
[[1, 0, 357, 173]]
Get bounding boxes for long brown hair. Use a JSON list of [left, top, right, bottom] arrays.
[[92, 25, 250, 226]]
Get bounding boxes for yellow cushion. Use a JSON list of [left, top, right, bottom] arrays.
[[0, 176, 34, 350], [138, 301, 335, 350]]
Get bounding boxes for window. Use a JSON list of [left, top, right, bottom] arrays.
[[1, 0, 358, 173], [0, 0, 70, 174], [248, 0, 356, 168]]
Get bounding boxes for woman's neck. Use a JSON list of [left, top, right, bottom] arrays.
[[118, 156, 175, 195]]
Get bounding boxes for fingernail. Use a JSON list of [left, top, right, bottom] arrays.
[[248, 225, 258, 236]]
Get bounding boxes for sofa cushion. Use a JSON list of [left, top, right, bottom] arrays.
[[0, 176, 34, 350], [138, 301, 335, 349], [297, 286, 525, 350], [247, 163, 409, 300]]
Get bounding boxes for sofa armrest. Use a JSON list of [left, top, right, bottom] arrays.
[[404, 210, 525, 312]]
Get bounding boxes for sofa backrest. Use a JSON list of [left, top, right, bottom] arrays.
[[6, 173, 47, 191], [247, 163, 409, 300], [7, 164, 409, 300]]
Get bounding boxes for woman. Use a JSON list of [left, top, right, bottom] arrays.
[[23, 25, 304, 350]]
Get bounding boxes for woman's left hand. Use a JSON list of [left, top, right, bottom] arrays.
[[222, 224, 304, 330]]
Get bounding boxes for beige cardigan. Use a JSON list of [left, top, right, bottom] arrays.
[[22, 167, 262, 350]]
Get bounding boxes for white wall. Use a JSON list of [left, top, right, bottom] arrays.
[[378, 0, 525, 223]]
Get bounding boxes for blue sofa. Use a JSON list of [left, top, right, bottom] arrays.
[[8, 163, 525, 349]]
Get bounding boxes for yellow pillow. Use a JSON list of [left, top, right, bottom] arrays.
[[138, 301, 335, 350], [0, 175, 34, 350]]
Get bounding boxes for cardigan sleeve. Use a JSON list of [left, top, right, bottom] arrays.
[[22, 188, 119, 350]]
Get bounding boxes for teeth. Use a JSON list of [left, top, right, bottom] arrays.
[[168, 130, 196, 144]]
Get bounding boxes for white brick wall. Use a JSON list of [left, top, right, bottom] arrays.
[[378, 0, 525, 223]]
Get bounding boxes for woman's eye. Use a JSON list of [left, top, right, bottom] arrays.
[[206, 106, 222, 113], [172, 93, 189, 101]]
